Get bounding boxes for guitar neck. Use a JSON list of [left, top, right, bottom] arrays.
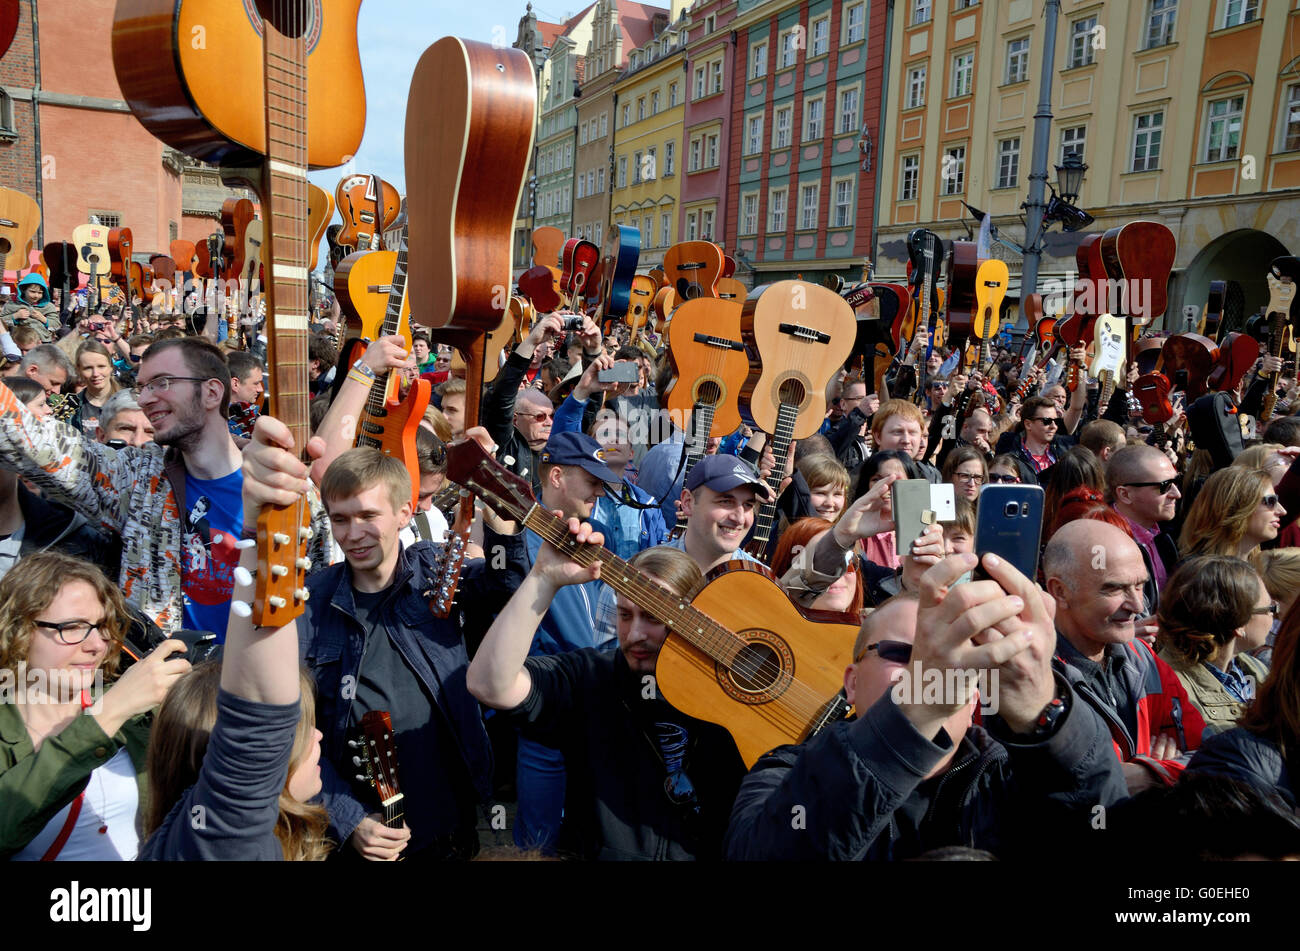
[[668, 402, 715, 540], [360, 232, 412, 429], [749, 403, 797, 548], [1097, 370, 1115, 417]]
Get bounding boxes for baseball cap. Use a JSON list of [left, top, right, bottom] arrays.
[[540, 431, 621, 484], [684, 453, 774, 501]]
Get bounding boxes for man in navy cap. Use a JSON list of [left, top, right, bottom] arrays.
[[514, 429, 621, 853], [674, 452, 775, 572]]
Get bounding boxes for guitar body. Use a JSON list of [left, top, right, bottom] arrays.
[[942, 240, 978, 351], [531, 226, 565, 269], [307, 182, 334, 266], [741, 281, 856, 439], [194, 233, 220, 281], [1133, 337, 1164, 376], [358, 375, 431, 511], [333, 249, 412, 343], [656, 562, 856, 768], [663, 240, 724, 302], [108, 227, 136, 304], [517, 264, 564, 314], [482, 306, 517, 384], [111, 0, 365, 168], [1133, 372, 1174, 424], [169, 239, 198, 275], [1158, 333, 1217, 401], [43, 242, 81, 291], [1089, 314, 1126, 379], [663, 298, 747, 438], [625, 274, 656, 337], [0, 187, 41, 271], [73, 224, 113, 277], [404, 37, 535, 337], [599, 225, 641, 319], [972, 258, 1008, 371], [716, 277, 747, 304], [1208, 332, 1258, 393], [1099, 221, 1177, 327], [335, 173, 401, 251], [220, 197, 256, 280], [652, 285, 677, 329]]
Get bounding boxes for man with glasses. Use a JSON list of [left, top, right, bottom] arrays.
[[1041, 380, 1086, 436], [1106, 445, 1181, 605], [725, 555, 1127, 860], [996, 395, 1075, 484], [0, 337, 331, 639], [1043, 520, 1205, 793]]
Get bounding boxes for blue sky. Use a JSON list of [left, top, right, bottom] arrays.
[[307, 0, 575, 254]]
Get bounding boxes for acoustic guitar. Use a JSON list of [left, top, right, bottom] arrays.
[[306, 182, 334, 269], [1159, 332, 1217, 402], [560, 237, 600, 302], [943, 240, 978, 356], [716, 277, 748, 304], [1099, 220, 1176, 345], [107, 227, 139, 316], [351, 711, 406, 837], [903, 228, 943, 401], [1208, 332, 1259, 394], [663, 240, 724, 302], [1201, 280, 1226, 341], [336, 173, 400, 252], [517, 264, 565, 314], [0, 187, 40, 272], [971, 258, 1008, 374], [446, 438, 857, 768], [42, 242, 80, 324], [741, 281, 857, 553], [219, 197, 256, 281], [530, 226, 565, 269]]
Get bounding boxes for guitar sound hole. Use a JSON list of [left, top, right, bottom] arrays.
[[729, 642, 782, 693], [695, 379, 721, 406], [777, 378, 806, 406], [676, 279, 701, 301]]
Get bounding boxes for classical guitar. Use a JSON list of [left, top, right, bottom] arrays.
[[652, 285, 677, 332], [351, 711, 406, 835], [1099, 220, 1176, 345], [971, 258, 1008, 374], [1090, 313, 1127, 418], [194, 232, 222, 281], [1159, 332, 1217, 402], [306, 182, 334, 270], [482, 303, 522, 386], [624, 274, 656, 340], [517, 264, 565, 314], [530, 226, 565, 270], [662, 297, 749, 539], [446, 438, 857, 767], [1208, 332, 1259, 394], [721, 252, 737, 279], [336, 173, 400, 251], [716, 277, 748, 304], [0, 187, 41, 272], [107, 227, 139, 323], [662, 240, 724, 302], [741, 281, 856, 553], [560, 237, 600, 302]]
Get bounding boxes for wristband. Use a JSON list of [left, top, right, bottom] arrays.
[[350, 359, 377, 381], [347, 368, 374, 388]]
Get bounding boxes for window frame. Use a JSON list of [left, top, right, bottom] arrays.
[[1202, 94, 1244, 163], [833, 178, 855, 228], [837, 84, 862, 135], [1069, 17, 1098, 69], [773, 104, 793, 149], [804, 95, 825, 141], [741, 192, 759, 235], [907, 64, 927, 109], [1130, 110, 1164, 171], [1144, 0, 1177, 49], [751, 42, 768, 80], [768, 187, 788, 232], [1005, 36, 1029, 85], [951, 51, 974, 99], [811, 15, 830, 57], [942, 144, 967, 195], [843, 2, 866, 43], [900, 154, 920, 201], [996, 136, 1021, 189]]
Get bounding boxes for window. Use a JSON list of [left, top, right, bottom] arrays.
[[942, 145, 966, 194], [838, 86, 861, 134], [594, 222, 602, 246], [90, 210, 123, 229], [1131, 111, 1164, 171], [618, 155, 628, 187], [1222, 0, 1258, 28], [669, 83, 678, 107], [1061, 125, 1087, 163], [705, 14, 715, 34], [690, 137, 702, 172], [686, 212, 698, 240], [751, 42, 768, 79], [774, 105, 792, 148], [907, 65, 927, 109], [577, 175, 585, 199], [912, 0, 932, 26], [804, 97, 824, 140], [169, 220, 179, 242], [1204, 95, 1244, 162], [900, 155, 920, 200], [768, 188, 788, 231], [694, 66, 707, 99], [580, 123, 588, 146], [0, 88, 14, 134], [588, 170, 596, 195], [711, 60, 723, 94], [742, 193, 759, 234], [834, 180, 854, 228], [633, 150, 643, 184], [637, 98, 645, 121], [665, 140, 675, 175], [600, 113, 608, 137], [597, 168, 605, 192], [1005, 37, 1029, 84], [706, 134, 719, 168], [646, 146, 657, 180], [799, 184, 819, 230], [661, 213, 671, 247], [779, 30, 798, 69], [651, 91, 660, 114], [996, 137, 1020, 188], [747, 114, 765, 154], [1145, 0, 1177, 48], [1283, 84, 1300, 151], [702, 210, 714, 240], [951, 52, 973, 98], [643, 216, 652, 247], [565, 143, 572, 168], [844, 2, 866, 43], [811, 15, 830, 56], [1070, 17, 1097, 68], [622, 103, 631, 127], [956, 0, 976, 7]]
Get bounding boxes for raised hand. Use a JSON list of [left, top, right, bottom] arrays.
[[831, 473, 898, 546], [532, 514, 604, 588]]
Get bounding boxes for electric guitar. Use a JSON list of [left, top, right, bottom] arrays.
[[1259, 256, 1300, 421], [219, 196, 257, 281], [446, 437, 857, 768], [1090, 314, 1127, 418], [336, 173, 401, 251], [904, 228, 942, 401]]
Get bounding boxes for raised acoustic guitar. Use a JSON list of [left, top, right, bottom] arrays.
[[663, 240, 724, 302], [446, 437, 857, 768], [0, 187, 41, 272]]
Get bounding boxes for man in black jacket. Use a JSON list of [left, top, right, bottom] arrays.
[[993, 395, 1077, 484], [724, 552, 1128, 860]]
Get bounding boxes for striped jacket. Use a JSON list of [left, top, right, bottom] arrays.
[[0, 380, 331, 634]]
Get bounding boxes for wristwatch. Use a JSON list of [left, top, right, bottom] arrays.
[[1028, 686, 1070, 738]]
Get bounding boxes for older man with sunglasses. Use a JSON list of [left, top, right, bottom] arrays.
[[725, 553, 1127, 860], [1106, 445, 1181, 609]]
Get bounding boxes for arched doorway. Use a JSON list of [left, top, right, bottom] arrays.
[[1172, 228, 1290, 333]]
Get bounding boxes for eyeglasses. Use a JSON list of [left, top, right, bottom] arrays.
[[854, 639, 912, 664], [1121, 478, 1179, 495], [1253, 602, 1280, 617], [954, 472, 985, 485], [132, 375, 210, 398], [1027, 417, 1060, 426], [514, 411, 553, 423], [1262, 494, 1281, 510], [988, 473, 1020, 484], [34, 618, 112, 646]]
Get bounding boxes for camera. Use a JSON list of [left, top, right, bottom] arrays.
[[560, 314, 586, 332]]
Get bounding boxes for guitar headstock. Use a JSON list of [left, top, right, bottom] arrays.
[[252, 501, 312, 627], [428, 492, 473, 617], [445, 437, 536, 524], [356, 710, 403, 806]]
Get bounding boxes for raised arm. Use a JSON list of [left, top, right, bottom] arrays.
[[309, 335, 412, 485]]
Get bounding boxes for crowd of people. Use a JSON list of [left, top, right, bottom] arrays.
[[2, 268, 1300, 863]]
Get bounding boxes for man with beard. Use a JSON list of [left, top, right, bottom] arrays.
[[0, 336, 330, 637]]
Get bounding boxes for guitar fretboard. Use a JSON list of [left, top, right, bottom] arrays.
[[359, 227, 411, 442], [750, 401, 798, 549]]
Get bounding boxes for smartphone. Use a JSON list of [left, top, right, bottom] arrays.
[[597, 361, 640, 384], [972, 484, 1044, 582], [893, 480, 955, 557]]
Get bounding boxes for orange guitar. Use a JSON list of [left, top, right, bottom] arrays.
[[336, 173, 401, 252], [663, 240, 724, 301], [624, 274, 656, 338], [219, 196, 256, 281]]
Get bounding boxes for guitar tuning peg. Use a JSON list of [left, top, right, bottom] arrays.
[[234, 537, 257, 550], [352, 755, 362, 766], [295, 588, 310, 602], [234, 566, 253, 587], [355, 774, 367, 783], [270, 564, 288, 578], [272, 532, 291, 546], [299, 526, 315, 541], [231, 600, 251, 618], [269, 596, 287, 609], [296, 557, 312, 570], [347, 739, 359, 748]]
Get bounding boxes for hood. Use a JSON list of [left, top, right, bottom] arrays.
[[16, 272, 51, 305]]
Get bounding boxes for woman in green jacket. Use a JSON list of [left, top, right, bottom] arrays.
[[0, 552, 190, 859], [1156, 556, 1273, 737]]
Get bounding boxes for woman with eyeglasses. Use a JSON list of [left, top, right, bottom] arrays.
[[0, 552, 190, 860], [940, 446, 987, 504], [1181, 467, 1286, 559], [1155, 556, 1272, 736]]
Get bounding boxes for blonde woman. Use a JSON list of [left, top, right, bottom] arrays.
[[1180, 466, 1285, 559], [73, 340, 120, 440]]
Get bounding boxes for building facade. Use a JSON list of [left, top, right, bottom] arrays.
[[679, 0, 738, 260], [876, 0, 1300, 326]]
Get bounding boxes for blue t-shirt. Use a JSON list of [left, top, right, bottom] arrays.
[[181, 469, 244, 640]]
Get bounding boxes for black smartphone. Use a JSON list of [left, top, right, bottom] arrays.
[[597, 361, 640, 384], [972, 484, 1044, 583]]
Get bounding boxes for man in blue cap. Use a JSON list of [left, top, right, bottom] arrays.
[[514, 429, 621, 853], [674, 452, 775, 572]]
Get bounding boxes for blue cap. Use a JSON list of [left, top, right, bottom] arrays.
[[684, 453, 773, 501], [540, 431, 621, 484]]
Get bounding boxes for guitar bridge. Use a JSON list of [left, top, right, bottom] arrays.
[[692, 332, 745, 352], [778, 322, 832, 345]]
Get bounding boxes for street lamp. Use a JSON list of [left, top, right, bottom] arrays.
[[1055, 153, 1086, 205], [1043, 155, 1093, 232]]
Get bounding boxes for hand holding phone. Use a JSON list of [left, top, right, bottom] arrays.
[[597, 361, 640, 384]]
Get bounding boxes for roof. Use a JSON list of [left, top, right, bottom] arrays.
[[538, 20, 565, 47], [560, 3, 597, 38], [617, 1, 668, 52]]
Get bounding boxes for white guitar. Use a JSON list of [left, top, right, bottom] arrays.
[[1089, 313, 1127, 418]]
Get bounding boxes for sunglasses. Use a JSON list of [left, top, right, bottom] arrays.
[[514, 411, 553, 423], [1027, 417, 1060, 426], [854, 639, 912, 664], [1121, 478, 1178, 495], [1253, 601, 1280, 617], [1262, 494, 1281, 510], [988, 473, 1020, 484]]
